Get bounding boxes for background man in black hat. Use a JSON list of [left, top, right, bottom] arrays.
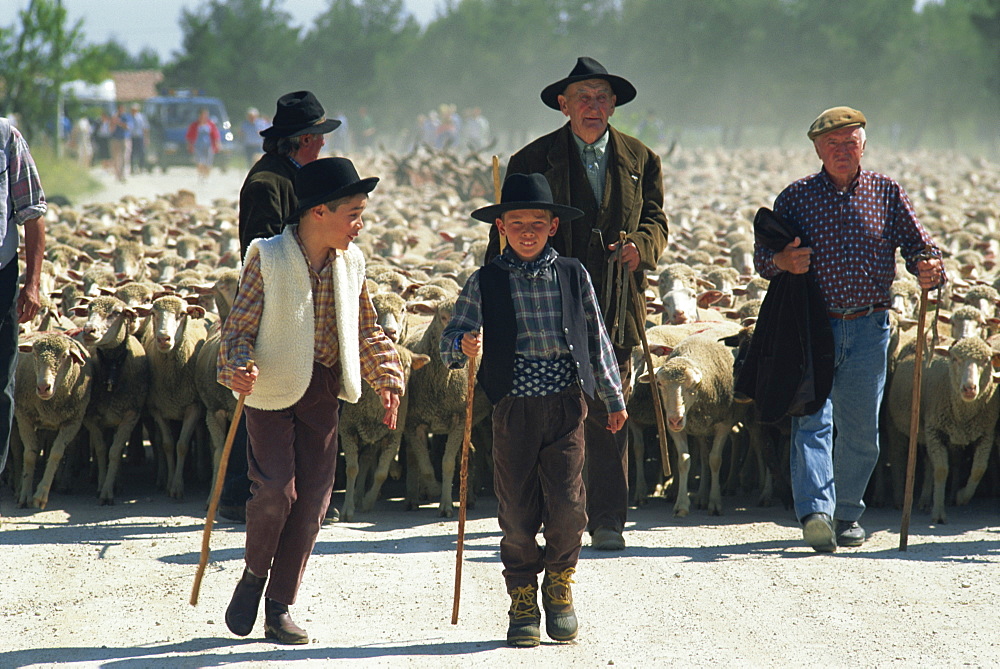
[[487, 56, 669, 551], [219, 157, 404, 643], [217, 91, 342, 524]]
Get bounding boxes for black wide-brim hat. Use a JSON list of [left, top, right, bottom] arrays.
[[290, 157, 379, 220], [540, 56, 637, 110], [260, 90, 342, 138], [471, 173, 584, 223]]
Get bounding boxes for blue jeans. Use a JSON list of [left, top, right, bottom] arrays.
[[0, 260, 19, 476], [790, 310, 889, 523]]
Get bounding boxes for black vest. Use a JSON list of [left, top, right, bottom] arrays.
[[478, 257, 597, 405]]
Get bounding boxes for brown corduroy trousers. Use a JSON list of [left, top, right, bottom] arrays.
[[243, 362, 340, 605], [492, 387, 588, 591]]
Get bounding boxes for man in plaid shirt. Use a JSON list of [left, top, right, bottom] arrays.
[[754, 107, 945, 553], [0, 118, 46, 484]]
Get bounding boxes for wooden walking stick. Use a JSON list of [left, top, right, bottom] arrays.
[[191, 360, 254, 606], [629, 271, 672, 480], [899, 289, 929, 551], [452, 156, 502, 624]]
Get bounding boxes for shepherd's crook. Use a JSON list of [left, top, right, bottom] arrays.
[[899, 289, 929, 551], [629, 272, 672, 480], [191, 360, 254, 606]]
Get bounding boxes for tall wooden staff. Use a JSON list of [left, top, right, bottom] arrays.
[[452, 156, 500, 624], [628, 272, 672, 479], [191, 361, 253, 606], [899, 290, 929, 551]]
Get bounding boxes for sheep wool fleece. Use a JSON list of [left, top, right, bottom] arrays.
[[241, 226, 364, 410]]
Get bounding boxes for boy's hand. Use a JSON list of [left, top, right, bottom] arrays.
[[607, 409, 628, 433], [380, 389, 401, 430], [230, 364, 259, 395], [461, 331, 482, 358]]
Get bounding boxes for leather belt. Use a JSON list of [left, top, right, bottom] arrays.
[[827, 304, 890, 321]]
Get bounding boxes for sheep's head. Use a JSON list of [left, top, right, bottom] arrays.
[[74, 296, 135, 348], [939, 336, 999, 402], [19, 334, 87, 400]]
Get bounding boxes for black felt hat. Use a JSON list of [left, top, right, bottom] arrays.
[[260, 90, 342, 138], [291, 157, 379, 220], [540, 56, 637, 110], [470, 173, 584, 223]]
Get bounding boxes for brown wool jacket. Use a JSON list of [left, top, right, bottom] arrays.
[[486, 123, 669, 349], [238, 152, 298, 258]]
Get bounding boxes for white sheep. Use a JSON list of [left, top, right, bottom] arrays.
[[640, 333, 738, 517], [887, 336, 1000, 523], [14, 333, 94, 509]]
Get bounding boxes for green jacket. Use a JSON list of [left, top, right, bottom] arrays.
[[238, 152, 298, 258], [486, 123, 669, 348]]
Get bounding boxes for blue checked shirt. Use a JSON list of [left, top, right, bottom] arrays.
[[754, 168, 941, 309], [442, 246, 625, 412]]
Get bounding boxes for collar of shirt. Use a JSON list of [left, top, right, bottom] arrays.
[[497, 245, 559, 279], [288, 156, 303, 169], [572, 128, 609, 162], [819, 166, 863, 194]]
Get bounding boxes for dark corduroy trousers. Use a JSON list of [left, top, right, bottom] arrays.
[[584, 346, 631, 534], [243, 362, 340, 605], [493, 387, 588, 591]]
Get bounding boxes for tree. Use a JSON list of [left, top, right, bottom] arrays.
[[164, 0, 301, 121], [0, 0, 108, 139]]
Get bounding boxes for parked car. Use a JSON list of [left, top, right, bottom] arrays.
[[143, 94, 236, 172]]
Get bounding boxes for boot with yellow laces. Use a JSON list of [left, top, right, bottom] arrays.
[[541, 567, 578, 641], [506, 584, 541, 647]]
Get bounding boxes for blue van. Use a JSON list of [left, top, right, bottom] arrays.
[[143, 93, 236, 171]]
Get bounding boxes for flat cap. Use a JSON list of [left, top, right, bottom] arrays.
[[808, 106, 866, 140]]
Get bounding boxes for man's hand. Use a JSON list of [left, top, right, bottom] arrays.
[[608, 241, 640, 271], [380, 389, 401, 430], [16, 281, 41, 324], [773, 237, 812, 274], [230, 364, 259, 395], [916, 257, 945, 290], [461, 331, 482, 358], [607, 409, 628, 433]]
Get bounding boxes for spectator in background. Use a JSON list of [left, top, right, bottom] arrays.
[[462, 107, 491, 150], [69, 115, 93, 168], [187, 107, 221, 182], [129, 103, 150, 175], [109, 104, 133, 182], [435, 104, 459, 149], [94, 109, 112, 169], [240, 107, 268, 169]]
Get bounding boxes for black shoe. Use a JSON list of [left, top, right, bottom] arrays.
[[507, 584, 541, 648], [835, 520, 866, 547], [323, 505, 340, 525], [225, 568, 266, 636], [264, 598, 309, 644], [801, 512, 836, 553], [541, 568, 578, 641], [591, 527, 625, 551], [218, 504, 246, 523]]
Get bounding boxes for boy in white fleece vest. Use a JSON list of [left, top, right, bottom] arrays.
[[218, 157, 404, 644]]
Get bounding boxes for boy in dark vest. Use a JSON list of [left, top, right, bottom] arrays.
[[218, 157, 404, 644], [441, 172, 627, 647]]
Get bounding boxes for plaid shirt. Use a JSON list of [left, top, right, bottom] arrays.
[[1, 122, 47, 269], [442, 246, 625, 412], [754, 168, 941, 309], [218, 229, 403, 394]]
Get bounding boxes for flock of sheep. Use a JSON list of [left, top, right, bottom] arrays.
[[6, 143, 1000, 529]]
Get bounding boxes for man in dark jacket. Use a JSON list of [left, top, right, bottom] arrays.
[[219, 91, 341, 522], [486, 57, 669, 550]]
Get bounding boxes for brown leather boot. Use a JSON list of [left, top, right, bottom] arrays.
[[264, 598, 309, 644], [541, 567, 578, 641], [225, 568, 266, 637]]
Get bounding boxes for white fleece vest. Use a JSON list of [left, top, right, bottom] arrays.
[[240, 225, 364, 410]]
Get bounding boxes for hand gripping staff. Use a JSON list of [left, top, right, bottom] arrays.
[[451, 156, 500, 624], [191, 360, 254, 606]]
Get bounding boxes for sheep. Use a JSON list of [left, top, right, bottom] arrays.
[[886, 336, 1000, 523], [403, 296, 490, 517], [136, 295, 208, 499], [657, 263, 725, 325], [13, 333, 94, 509], [339, 344, 430, 521], [74, 296, 149, 504], [639, 333, 739, 516]]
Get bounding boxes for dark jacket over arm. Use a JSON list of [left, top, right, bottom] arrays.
[[238, 152, 298, 258]]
